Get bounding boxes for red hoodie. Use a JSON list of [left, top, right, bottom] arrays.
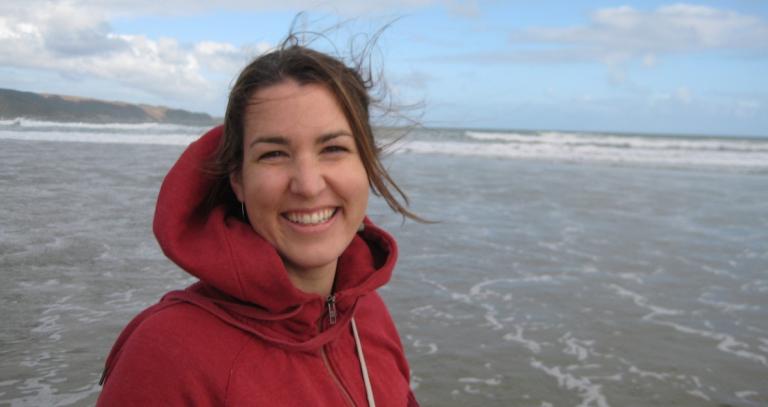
[[97, 126, 419, 406]]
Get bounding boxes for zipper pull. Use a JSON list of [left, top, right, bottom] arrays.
[[326, 295, 337, 325]]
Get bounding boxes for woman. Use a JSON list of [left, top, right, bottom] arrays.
[[97, 36, 421, 406]]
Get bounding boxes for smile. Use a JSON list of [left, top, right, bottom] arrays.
[[283, 208, 337, 225]]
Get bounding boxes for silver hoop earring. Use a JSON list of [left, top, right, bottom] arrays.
[[241, 202, 246, 220]]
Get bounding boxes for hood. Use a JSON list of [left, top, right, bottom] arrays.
[[154, 123, 396, 304]]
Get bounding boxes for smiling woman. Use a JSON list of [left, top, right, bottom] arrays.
[[96, 30, 421, 406]]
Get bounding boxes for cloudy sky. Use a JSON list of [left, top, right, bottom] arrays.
[[1, 1, 766, 136]]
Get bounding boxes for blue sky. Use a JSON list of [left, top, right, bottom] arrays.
[[0, 1, 766, 136]]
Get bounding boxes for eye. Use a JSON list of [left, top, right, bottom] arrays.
[[322, 145, 350, 154], [258, 150, 288, 161]]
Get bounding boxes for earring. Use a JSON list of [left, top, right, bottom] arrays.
[[241, 202, 246, 220]]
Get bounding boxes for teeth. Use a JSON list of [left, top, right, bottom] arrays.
[[285, 208, 335, 225]]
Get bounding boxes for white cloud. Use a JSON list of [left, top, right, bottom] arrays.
[[391, 69, 434, 89], [732, 99, 760, 117], [445, 0, 481, 18], [675, 86, 693, 105], [648, 86, 695, 106], [510, 4, 768, 62], [428, 4, 766, 68], [0, 0, 463, 109], [491, 4, 768, 89], [642, 53, 657, 68], [0, 2, 261, 103]]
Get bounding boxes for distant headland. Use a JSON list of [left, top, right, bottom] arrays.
[[0, 88, 219, 126]]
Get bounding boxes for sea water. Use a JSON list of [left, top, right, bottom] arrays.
[[1, 120, 767, 406]]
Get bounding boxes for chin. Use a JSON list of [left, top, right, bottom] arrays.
[[283, 247, 346, 273], [275, 221, 362, 275]]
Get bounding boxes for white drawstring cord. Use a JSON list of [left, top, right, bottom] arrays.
[[351, 317, 376, 407]]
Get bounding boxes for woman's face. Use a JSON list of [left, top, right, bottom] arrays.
[[230, 80, 369, 281]]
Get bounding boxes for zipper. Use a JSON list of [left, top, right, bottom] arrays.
[[321, 345, 356, 407], [326, 294, 337, 325], [320, 294, 356, 406]]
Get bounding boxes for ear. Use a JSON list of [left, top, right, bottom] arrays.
[[229, 171, 245, 202]]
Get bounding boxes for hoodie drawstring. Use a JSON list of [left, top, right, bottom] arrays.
[[351, 317, 375, 407]]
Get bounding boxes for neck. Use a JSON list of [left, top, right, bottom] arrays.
[[284, 260, 337, 298]]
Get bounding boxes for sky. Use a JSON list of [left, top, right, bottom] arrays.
[[0, 1, 766, 136]]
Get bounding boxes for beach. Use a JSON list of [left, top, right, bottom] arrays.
[[1, 121, 767, 406]]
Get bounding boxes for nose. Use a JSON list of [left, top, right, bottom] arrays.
[[289, 156, 326, 198]]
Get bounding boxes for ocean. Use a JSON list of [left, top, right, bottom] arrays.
[[1, 119, 767, 406]]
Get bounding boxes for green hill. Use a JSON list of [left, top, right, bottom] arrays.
[[0, 88, 217, 125]]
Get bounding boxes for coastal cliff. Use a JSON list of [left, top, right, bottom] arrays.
[[0, 88, 217, 125]]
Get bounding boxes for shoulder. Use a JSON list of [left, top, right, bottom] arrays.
[[98, 302, 250, 406], [354, 291, 407, 352], [355, 291, 396, 327], [135, 301, 242, 343], [352, 291, 415, 401], [122, 301, 250, 372]]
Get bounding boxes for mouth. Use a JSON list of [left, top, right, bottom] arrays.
[[282, 207, 338, 226]]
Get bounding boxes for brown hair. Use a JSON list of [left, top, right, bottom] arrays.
[[205, 32, 424, 222]]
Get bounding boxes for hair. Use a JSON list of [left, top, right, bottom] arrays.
[[204, 26, 425, 222]]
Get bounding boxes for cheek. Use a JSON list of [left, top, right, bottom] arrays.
[[242, 175, 284, 242], [243, 171, 285, 210], [344, 165, 370, 210]]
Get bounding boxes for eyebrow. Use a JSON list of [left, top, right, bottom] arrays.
[[247, 131, 353, 150]]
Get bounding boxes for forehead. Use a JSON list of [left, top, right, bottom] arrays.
[[243, 80, 351, 138]]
